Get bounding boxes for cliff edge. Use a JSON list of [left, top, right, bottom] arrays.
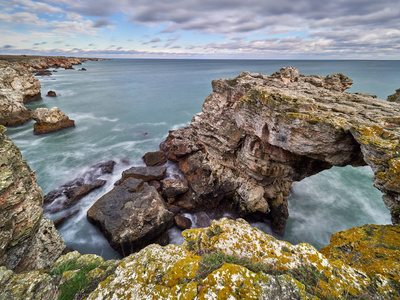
[[161, 67, 400, 232], [0, 125, 64, 272]]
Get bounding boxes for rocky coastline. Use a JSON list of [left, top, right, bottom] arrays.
[[0, 64, 399, 299], [0, 55, 102, 132]]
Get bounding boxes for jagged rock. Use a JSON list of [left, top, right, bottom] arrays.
[[174, 215, 192, 230], [0, 125, 64, 272], [388, 88, 400, 103], [87, 178, 174, 256], [320, 224, 400, 284], [54, 209, 79, 228], [118, 166, 167, 183], [161, 178, 189, 198], [31, 107, 75, 134], [0, 60, 41, 126], [142, 150, 166, 166], [46, 90, 57, 97], [148, 179, 161, 192], [44, 160, 115, 213], [1, 219, 398, 299], [161, 67, 400, 232]]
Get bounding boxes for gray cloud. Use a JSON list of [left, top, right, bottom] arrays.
[[142, 37, 162, 44], [92, 18, 110, 28], [2, 45, 14, 48]]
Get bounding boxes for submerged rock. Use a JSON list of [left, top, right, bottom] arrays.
[[0, 125, 64, 272], [44, 160, 116, 213], [87, 178, 174, 256], [161, 67, 400, 232], [31, 107, 75, 134]]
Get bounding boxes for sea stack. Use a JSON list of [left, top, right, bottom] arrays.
[[31, 107, 75, 134]]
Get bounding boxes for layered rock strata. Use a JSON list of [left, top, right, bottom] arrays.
[[0, 60, 41, 126], [1, 219, 398, 299], [31, 107, 75, 134], [161, 67, 400, 231], [0, 126, 64, 272]]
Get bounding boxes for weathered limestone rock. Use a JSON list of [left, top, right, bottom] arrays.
[[388, 88, 400, 103], [0, 219, 398, 299], [31, 107, 75, 134], [0, 60, 41, 126], [161, 178, 189, 198], [320, 224, 400, 284], [44, 160, 115, 213], [142, 150, 166, 166], [161, 67, 400, 231], [0, 125, 64, 272], [87, 178, 174, 256], [118, 165, 167, 182]]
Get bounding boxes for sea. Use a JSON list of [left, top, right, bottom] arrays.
[[5, 59, 400, 260]]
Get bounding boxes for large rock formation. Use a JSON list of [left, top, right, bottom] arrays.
[[161, 67, 400, 232], [1, 219, 398, 299], [0, 60, 41, 126], [0, 125, 64, 272], [31, 107, 75, 134], [87, 178, 174, 256]]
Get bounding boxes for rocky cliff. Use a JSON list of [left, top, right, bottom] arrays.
[[1, 218, 398, 299], [0, 125, 64, 272], [0, 55, 101, 127], [161, 67, 400, 232]]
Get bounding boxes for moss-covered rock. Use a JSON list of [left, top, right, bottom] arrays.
[[320, 224, 400, 287]]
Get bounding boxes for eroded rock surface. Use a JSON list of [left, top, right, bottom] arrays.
[[31, 107, 75, 134], [0, 125, 64, 272], [161, 67, 400, 231], [87, 178, 173, 256], [0, 60, 41, 126]]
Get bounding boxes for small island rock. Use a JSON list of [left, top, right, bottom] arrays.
[[46, 90, 57, 97], [31, 107, 75, 134]]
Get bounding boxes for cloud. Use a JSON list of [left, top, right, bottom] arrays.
[[2, 45, 14, 48], [92, 18, 110, 28], [33, 42, 47, 45], [142, 37, 162, 44]]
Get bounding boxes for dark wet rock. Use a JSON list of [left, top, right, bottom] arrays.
[[87, 178, 174, 256], [142, 150, 167, 166], [195, 211, 211, 227], [44, 160, 116, 213], [161, 179, 189, 198], [118, 166, 167, 183], [46, 90, 57, 97], [54, 209, 79, 228], [174, 215, 192, 230], [34, 70, 52, 76], [387, 88, 400, 103], [31, 107, 75, 134], [148, 180, 161, 192], [78, 68, 87, 71]]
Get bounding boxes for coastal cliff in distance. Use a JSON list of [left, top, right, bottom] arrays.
[[161, 67, 400, 232], [0, 55, 102, 127]]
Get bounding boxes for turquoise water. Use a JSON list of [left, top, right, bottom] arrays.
[[6, 59, 398, 259]]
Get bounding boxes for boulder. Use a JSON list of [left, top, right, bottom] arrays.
[[174, 215, 192, 230], [142, 150, 167, 166], [34, 70, 52, 76], [44, 160, 115, 213], [78, 68, 87, 71], [46, 90, 57, 97], [87, 178, 174, 256], [161, 67, 400, 232], [118, 166, 167, 183], [161, 179, 189, 198], [0, 125, 64, 271], [31, 107, 75, 134], [387, 88, 400, 103]]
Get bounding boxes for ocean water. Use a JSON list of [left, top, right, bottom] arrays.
[[5, 59, 399, 259]]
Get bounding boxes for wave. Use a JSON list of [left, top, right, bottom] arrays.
[[69, 113, 119, 123]]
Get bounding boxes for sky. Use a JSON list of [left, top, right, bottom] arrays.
[[0, 0, 399, 59]]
